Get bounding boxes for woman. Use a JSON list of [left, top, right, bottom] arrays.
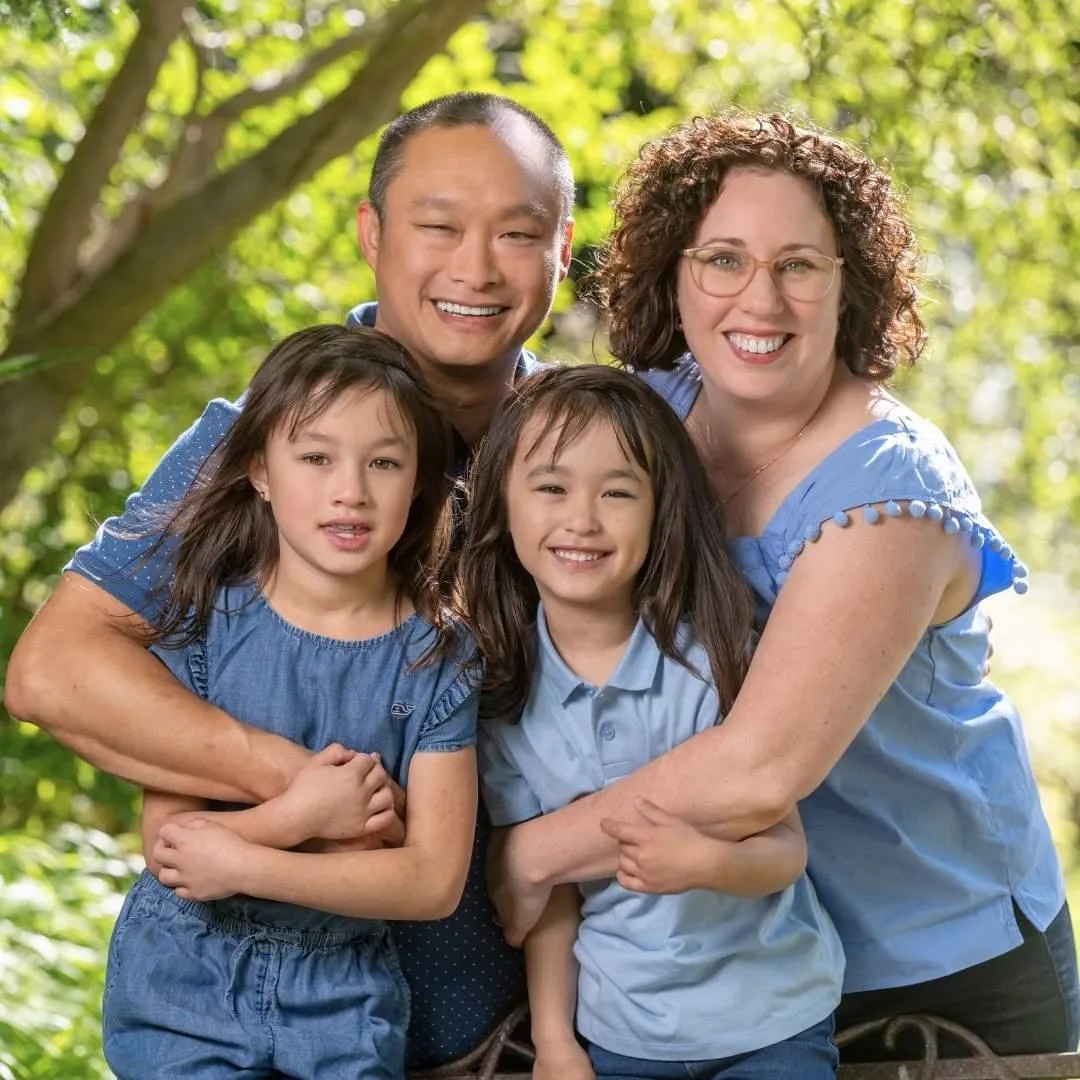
[[490, 112, 1079, 1061]]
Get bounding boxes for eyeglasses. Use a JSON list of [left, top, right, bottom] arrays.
[[681, 246, 844, 302]]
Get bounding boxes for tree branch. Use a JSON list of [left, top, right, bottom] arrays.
[[77, 15, 382, 289], [7, 0, 488, 355], [0, 0, 488, 514], [13, 0, 190, 328]]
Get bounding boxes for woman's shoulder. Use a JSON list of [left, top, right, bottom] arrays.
[[791, 402, 979, 520], [631, 354, 701, 421], [764, 404, 1028, 600]]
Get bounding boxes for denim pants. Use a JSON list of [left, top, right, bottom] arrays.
[[586, 1013, 838, 1079], [837, 901, 1080, 1061], [103, 871, 409, 1080]]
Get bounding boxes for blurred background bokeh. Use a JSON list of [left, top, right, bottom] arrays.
[[1, 0, 1077, 1074]]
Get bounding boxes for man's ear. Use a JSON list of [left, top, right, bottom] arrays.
[[557, 219, 574, 282], [357, 201, 380, 270]]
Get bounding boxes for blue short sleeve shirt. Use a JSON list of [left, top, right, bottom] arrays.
[[479, 609, 844, 1061], [641, 355, 1066, 992]]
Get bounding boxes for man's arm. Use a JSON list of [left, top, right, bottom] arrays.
[[5, 573, 307, 802]]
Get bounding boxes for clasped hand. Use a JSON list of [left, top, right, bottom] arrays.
[[489, 796, 720, 947], [154, 743, 405, 901]]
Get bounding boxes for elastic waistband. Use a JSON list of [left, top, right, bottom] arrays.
[[136, 869, 384, 950]]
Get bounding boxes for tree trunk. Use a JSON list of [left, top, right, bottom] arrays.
[[0, 0, 487, 513]]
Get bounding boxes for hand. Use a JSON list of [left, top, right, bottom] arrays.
[[154, 818, 249, 901], [487, 827, 552, 947], [532, 1040, 595, 1080], [277, 743, 396, 842], [302, 812, 406, 853], [600, 796, 727, 894]]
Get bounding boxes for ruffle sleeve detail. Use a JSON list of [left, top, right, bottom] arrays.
[[761, 413, 1028, 604]]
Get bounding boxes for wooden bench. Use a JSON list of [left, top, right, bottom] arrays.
[[408, 1006, 1080, 1079]]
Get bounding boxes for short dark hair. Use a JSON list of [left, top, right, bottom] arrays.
[[456, 364, 753, 722], [597, 111, 926, 381], [369, 92, 575, 223]]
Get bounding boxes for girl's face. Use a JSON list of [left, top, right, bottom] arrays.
[[505, 414, 655, 616], [676, 168, 843, 408], [249, 386, 418, 594]]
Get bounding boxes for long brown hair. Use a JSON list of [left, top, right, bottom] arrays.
[[457, 364, 753, 722], [597, 111, 925, 380], [148, 325, 453, 645]]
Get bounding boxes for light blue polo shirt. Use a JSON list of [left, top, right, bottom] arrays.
[[640, 355, 1066, 993], [479, 609, 844, 1061]]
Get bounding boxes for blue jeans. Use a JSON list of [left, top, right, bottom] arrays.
[[837, 901, 1080, 1061], [103, 872, 409, 1080], [586, 1014, 838, 1079]]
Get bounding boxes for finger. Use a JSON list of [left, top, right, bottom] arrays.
[[365, 788, 394, 817], [312, 743, 355, 766], [158, 866, 180, 887], [362, 805, 397, 835], [599, 817, 641, 844], [633, 796, 675, 825], [360, 763, 390, 796], [152, 842, 175, 868], [616, 869, 654, 894]]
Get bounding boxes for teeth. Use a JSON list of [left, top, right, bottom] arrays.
[[728, 332, 788, 354], [553, 549, 604, 563], [436, 301, 504, 316], [327, 525, 365, 533]]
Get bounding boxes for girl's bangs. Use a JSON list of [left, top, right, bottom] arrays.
[[519, 391, 653, 474]]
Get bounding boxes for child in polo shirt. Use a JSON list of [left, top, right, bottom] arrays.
[[456, 364, 844, 1080]]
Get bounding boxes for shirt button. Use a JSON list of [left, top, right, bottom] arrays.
[[599, 722, 616, 741]]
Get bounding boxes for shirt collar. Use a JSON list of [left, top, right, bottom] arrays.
[[535, 604, 664, 705]]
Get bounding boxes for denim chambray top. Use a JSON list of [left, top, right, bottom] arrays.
[[479, 609, 844, 1061], [150, 581, 478, 936], [641, 356, 1065, 993], [64, 302, 541, 1068]]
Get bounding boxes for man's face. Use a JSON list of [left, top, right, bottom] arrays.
[[358, 121, 572, 377]]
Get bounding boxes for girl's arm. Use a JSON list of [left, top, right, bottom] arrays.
[[604, 800, 806, 897], [155, 747, 477, 920], [494, 513, 977, 940], [526, 884, 594, 1080]]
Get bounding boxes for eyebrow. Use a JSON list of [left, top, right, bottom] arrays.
[[293, 431, 408, 449], [525, 462, 644, 483], [696, 237, 832, 256], [410, 195, 552, 221]]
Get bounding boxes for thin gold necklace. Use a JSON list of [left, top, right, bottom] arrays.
[[709, 397, 826, 504]]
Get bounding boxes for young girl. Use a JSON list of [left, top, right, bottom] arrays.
[[103, 325, 480, 1080], [458, 364, 844, 1080]]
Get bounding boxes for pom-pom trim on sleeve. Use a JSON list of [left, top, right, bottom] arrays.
[[773, 500, 1029, 596]]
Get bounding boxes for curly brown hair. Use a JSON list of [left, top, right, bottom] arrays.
[[597, 111, 926, 380]]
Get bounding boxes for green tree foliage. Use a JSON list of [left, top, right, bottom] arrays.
[[0, 825, 141, 1079], [0, 0, 1077, 826], [0, 4, 1077, 1073]]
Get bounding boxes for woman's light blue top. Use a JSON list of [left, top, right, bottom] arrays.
[[641, 356, 1065, 992], [150, 581, 479, 935], [479, 609, 844, 1061]]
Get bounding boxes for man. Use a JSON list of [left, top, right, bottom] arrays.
[[5, 91, 574, 1069]]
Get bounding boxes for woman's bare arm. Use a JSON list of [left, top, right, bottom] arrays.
[[494, 514, 976, 940]]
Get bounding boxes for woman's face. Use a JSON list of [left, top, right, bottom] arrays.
[[676, 168, 843, 408]]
